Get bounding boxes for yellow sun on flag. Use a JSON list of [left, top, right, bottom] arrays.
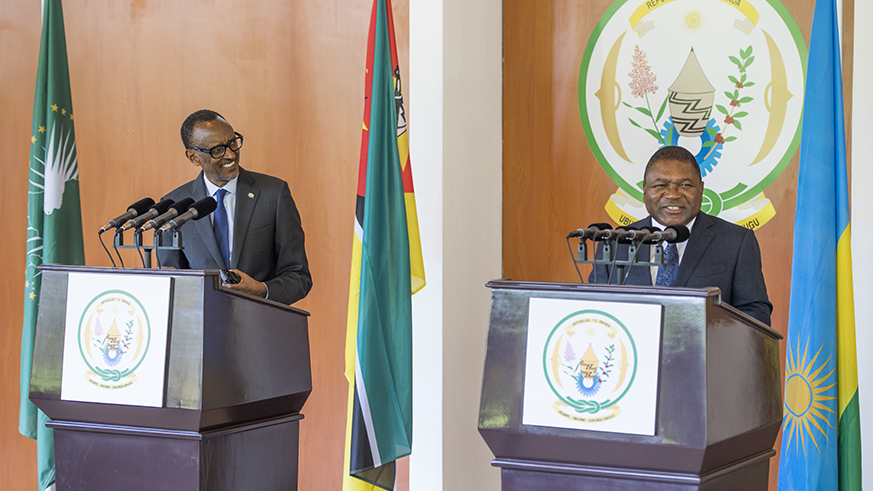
[[681, 8, 705, 34], [783, 337, 837, 456]]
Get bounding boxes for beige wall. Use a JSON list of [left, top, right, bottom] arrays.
[[0, 1, 408, 489]]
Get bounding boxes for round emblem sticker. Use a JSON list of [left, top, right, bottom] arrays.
[[77, 290, 151, 390], [543, 310, 637, 423], [579, 0, 807, 229]]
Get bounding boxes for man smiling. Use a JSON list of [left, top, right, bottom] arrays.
[[589, 146, 772, 325], [157, 109, 312, 305]]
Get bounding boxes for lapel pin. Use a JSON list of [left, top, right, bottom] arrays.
[[248, 193, 254, 199]]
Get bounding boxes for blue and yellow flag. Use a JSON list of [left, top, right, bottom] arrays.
[[778, 0, 860, 489], [343, 0, 425, 489], [20, 0, 86, 489]]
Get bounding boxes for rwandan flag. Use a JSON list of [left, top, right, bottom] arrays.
[[343, 0, 425, 489], [778, 0, 860, 489], [20, 0, 86, 489]]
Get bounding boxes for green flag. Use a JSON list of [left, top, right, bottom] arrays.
[[20, 0, 85, 488]]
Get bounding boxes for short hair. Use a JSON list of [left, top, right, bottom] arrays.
[[643, 146, 701, 184], [180, 109, 226, 148]]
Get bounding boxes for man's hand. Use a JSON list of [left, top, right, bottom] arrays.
[[222, 269, 268, 298]]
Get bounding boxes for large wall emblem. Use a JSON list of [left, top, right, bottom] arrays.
[[579, 0, 807, 229]]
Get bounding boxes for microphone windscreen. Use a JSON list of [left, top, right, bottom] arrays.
[[190, 197, 218, 219], [168, 197, 196, 214], [587, 222, 612, 231], [151, 199, 175, 215], [667, 225, 691, 243], [128, 197, 156, 215]]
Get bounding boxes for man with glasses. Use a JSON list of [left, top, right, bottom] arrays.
[[157, 109, 312, 305]]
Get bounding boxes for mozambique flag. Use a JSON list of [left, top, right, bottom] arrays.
[[20, 0, 86, 489], [778, 0, 860, 489], [343, 0, 425, 489]]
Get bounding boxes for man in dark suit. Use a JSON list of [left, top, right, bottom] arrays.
[[158, 109, 312, 305], [589, 146, 772, 325]]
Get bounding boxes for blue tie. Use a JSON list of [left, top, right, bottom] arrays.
[[213, 188, 230, 268], [656, 243, 678, 287]]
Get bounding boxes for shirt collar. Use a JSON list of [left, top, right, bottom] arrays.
[[203, 174, 239, 198], [652, 215, 697, 235]]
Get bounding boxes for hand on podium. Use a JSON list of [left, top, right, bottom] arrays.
[[222, 269, 268, 299]]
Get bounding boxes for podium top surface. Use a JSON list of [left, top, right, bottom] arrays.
[[486, 279, 781, 340], [39, 264, 309, 316]]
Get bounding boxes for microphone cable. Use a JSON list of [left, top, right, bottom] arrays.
[[135, 233, 146, 268], [620, 227, 658, 285], [112, 230, 125, 268], [98, 230, 117, 268], [155, 231, 163, 269], [566, 236, 585, 283]]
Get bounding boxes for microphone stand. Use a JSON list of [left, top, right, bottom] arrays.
[[573, 236, 616, 284], [111, 228, 185, 268], [574, 235, 668, 285]]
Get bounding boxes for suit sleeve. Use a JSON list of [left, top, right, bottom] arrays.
[[730, 229, 773, 325], [263, 183, 312, 305]]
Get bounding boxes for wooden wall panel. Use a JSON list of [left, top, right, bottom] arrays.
[[0, 0, 408, 489], [504, 1, 852, 490]]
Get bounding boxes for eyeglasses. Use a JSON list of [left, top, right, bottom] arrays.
[[188, 132, 244, 159]]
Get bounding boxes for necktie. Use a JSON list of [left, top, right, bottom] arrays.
[[213, 188, 230, 268], [656, 243, 678, 287]]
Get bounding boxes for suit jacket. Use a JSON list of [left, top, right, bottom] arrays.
[[588, 211, 772, 325], [157, 167, 312, 305]]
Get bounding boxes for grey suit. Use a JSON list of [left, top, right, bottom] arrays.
[[588, 211, 772, 325], [157, 167, 312, 305]]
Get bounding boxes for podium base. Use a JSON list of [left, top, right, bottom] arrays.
[[495, 450, 774, 491], [49, 413, 303, 491]]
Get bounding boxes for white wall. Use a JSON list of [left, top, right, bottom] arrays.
[[851, 0, 873, 483], [409, 0, 503, 489]]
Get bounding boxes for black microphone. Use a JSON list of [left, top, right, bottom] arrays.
[[119, 199, 175, 232], [567, 223, 612, 240], [617, 226, 659, 243], [141, 198, 196, 232], [159, 197, 218, 232], [594, 226, 634, 241], [643, 225, 691, 244], [99, 197, 155, 233]]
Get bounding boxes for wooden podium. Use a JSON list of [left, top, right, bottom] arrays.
[[478, 280, 783, 491], [29, 265, 311, 491]]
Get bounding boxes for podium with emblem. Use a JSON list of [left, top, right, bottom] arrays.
[[28, 265, 311, 491], [478, 280, 783, 491]]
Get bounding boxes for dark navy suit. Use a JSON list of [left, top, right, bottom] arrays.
[[589, 211, 772, 325], [157, 167, 312, 305]]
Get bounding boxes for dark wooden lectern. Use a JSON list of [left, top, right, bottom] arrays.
[[478, 281, 783, 491], [29, 265, 311, 491]]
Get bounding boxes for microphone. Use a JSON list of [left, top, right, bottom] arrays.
[[643, 225, 691, 244], [141, 198, 196, 232], [159, 197, 218, 232], [567, 223, 612, 240], [594, 226, 634, 241], [119, 199, 175, 232], [617, 226, 659, 243], [99, 197, 155, 233]]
